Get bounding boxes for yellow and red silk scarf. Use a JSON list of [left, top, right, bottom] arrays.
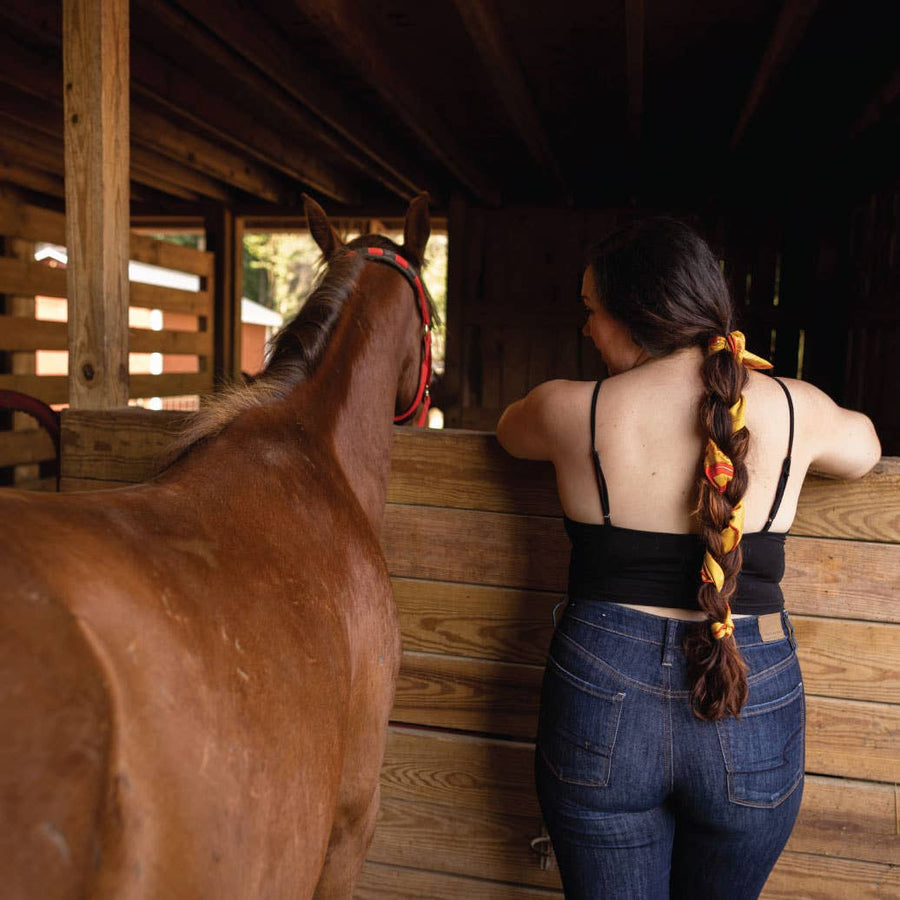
[[701, 331, 773, 639]]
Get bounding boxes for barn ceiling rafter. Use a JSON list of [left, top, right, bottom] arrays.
[[0, 0, 895, 213]]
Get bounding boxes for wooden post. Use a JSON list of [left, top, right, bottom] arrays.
[[206, 205, 243, 385], [63, 0, 130, 409]]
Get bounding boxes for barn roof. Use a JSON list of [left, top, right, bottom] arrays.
[[0, 0, 896, 213]]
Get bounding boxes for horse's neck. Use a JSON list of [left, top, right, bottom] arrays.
[[299, 272, 409, 530]]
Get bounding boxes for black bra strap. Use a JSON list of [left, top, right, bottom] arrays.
[[590, 380, 612, 525], [763, 376, 795, 532]]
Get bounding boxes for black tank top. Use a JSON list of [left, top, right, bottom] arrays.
[[565, 377, 794, 615]]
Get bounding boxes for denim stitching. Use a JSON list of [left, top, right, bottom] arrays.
[[554, 625, 797, 695], [553, 630, 684, 697], [566, 612, 789, 650]]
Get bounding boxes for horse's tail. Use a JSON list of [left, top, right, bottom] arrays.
[[0, 581, 111, 896]]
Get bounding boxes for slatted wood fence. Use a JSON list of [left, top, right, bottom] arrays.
[[0, 192, 214, 484], [58, 412, 900, 898]]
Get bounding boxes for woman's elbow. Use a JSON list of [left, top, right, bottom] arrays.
[[496, 405, 517, 453]]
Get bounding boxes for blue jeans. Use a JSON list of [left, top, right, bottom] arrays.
[[535, 598, 805, 899]]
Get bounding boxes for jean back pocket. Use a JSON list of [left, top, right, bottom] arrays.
[[715, 679, 805, 808], [537, 654, 626, 787]]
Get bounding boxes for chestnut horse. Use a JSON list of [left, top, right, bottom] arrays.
[[0, 195, 433, 898]]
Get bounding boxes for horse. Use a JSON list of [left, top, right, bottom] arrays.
[[0, 194, 434, 898]]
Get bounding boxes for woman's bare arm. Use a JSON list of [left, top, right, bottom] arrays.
[[496, 380, 582, 461], [800, 381, 882, 480]]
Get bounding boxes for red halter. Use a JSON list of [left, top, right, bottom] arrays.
[[348, 247, 433, 427]]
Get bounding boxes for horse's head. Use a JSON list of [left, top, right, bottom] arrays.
[[302, 194, 434, 426]]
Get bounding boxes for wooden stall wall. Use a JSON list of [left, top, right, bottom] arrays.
[[0, 190, 215, 485], [59, 413, 899, 898], [442, 203, 898, 455], [844, 184, 900, 456]]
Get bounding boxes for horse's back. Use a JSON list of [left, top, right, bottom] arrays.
[[0, 522, 110, 899], [0, 482, 375, 897]]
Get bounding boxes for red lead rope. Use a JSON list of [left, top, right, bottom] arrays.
[[350, 247, 433, 427]]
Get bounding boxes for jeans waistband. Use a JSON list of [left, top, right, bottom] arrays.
[[552, 596, 796, 649]]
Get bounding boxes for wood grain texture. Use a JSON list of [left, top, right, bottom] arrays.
[[368, 794, 553, 890], [381, 728, 900, 866], [761, 849, 900, 899], [63, 0, 130, 409], [2, 373, 210, 406], [356, 860, 563, 899], [57, 417, 898, 541], [60, 407, 191, 480], [0, 429, 56, 467], [0, 315, 210, 355], [382, 505, 899, 615], [362, 792, 898, 895], [392, 577, 562, 667], [386, 651, 899, 782]]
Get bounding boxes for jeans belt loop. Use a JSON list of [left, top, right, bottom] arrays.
[[782, 609, 797, 650], [552, 596, 569, 629]]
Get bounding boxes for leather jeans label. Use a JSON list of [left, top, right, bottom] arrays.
[[757, 612, 785, 642]]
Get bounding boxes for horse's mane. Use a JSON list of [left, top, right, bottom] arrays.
[[163, 233, 437, 467]]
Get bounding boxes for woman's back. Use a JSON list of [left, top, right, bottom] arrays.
[[538, 346, 878, 538], [554, 346, 801, 535]]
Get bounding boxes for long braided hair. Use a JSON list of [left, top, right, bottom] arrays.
[[586, 217, 752, 721]]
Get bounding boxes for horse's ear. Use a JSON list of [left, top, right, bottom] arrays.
[[403, 192, 430, 267], [302, 193, 343, 262]]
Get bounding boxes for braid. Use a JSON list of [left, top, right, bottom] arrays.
[[585, 218, 775, 721], [683, 347, 750, 720]]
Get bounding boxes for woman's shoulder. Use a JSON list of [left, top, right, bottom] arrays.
[[747, 374, 881, 480], [496, 379, 595, 461]]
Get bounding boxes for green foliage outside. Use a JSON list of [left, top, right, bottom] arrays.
[[243, 230, 448, 375]]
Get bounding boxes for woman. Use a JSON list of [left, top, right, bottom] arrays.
[[496, 218, 881, 900]]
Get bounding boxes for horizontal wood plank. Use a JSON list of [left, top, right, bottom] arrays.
[[392, 650, 541, 739], [0, 316, 211, 356], [356, 860, 563, 899], [0, 429, 56, 467], [380, 728, 899, 866], [0, 315, 67, 350], [382, 505, 900, 616], [59, 476, 131, 492], [0, 193, 66, 244], [389, 652, 899, 781], [0, 374, 68, 405], [790, 458, 900, 542], [762, 849, 900, 898], [369, 794, 553, 890], [129, 281, 211, 316], [389, 429, 560, 517], [365, 790, 899, 894], [56, 417, 898, 543], [393, 577, 562, 667], [60, 408, 191, 481], [1, 373, 211, 405], [129, 232, 213, 277], [0, 255, 66, 297], [129, 328, 212, 356]]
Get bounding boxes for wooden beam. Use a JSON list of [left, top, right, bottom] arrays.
[[291, 0, 498, 203], [0, 17, 291, 206], [730, 0, 821, 151], [205, 206, 243, 385], [131, 105, 292, 205], [849, 64, 900, 140], [63, 0, 130, 409], [139, 0, 432, 203], [625, 0, 645, 149], [0, 54, 237, 203], [130, 38, 361, 204], [451, 0, 570, 204]]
